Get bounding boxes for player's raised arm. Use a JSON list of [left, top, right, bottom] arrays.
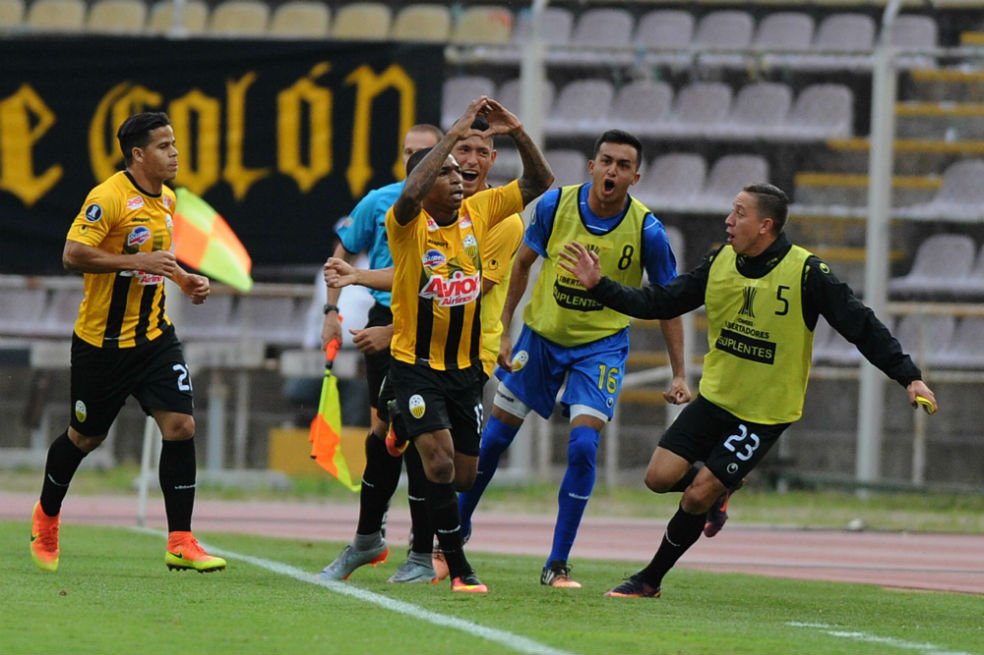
[[481, 98, 554, 205]]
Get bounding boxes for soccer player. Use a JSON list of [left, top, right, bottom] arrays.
[[383, 96, 553, 592], [316, 125, 442, 582], [30, 112, 226, 573], [559, 183, 937, 598], [456, 129, 691, 589], [320, 116, 525, 585]]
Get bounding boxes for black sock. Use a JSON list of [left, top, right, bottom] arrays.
[[426, 480, 470, 578], [159, 439, 197, 532], [404, 443, 433, 554], [668, 466, 699, 492], [639, 504, 707, 587], [39, 431, 87, 516], [356, 431, 402, 535]]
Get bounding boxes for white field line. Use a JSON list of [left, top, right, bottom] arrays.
[[787, 621, 979, 655], [135, 528, 575, 655]]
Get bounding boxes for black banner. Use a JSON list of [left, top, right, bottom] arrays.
[[0, 38, 443, 275]]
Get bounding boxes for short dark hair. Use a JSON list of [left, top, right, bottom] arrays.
[[592, 129, 643, 168], [743, 183, 789, 232], [406, 147, 433, 176], [117, 112, 171, 166]]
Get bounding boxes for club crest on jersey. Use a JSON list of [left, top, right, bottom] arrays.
[[408, 394, 426, 420], [126, 196, 145, 210], [511, 350, 529, 372], [463, 234, 477, 249], [84, 204, 103, 222], [420, 270, 480, 306], [74, 400, 87, 423], [127, 226, 151, 247], [422, 249, 446, 268]]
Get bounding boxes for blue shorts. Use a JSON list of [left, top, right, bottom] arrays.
[[496, 325, 629, 421]]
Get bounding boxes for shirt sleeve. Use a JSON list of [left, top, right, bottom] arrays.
[[523, 188, 561, 259], [640, 213, 678, 285], [66, 185, 121, 246], [804, 255, 922, 386], [337, 190, 379, 254]]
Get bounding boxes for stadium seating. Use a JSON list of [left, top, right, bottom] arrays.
[[634, 152, 707, 212], [709, 81, 793, 140], [755, 12, 815, 69], [86, 0, 146, 34], [661, 81, 733, 138], [895, 159, 984, 221], [691, 10, 755, 69], [442, 75, 496, 130], [331, 1, 390, 41], [811, 317, 861, 365], [549, 7, 635, 67], [390, 4, 450, 43], [698, 154, 770, 209], [544, 79, 615, 138], [933, 317, 984, 369], [268, 1, 330, 39], [25, 0, 85, 33], [891, 14, 939, 69], [36, 287, 83, 338], [634, 9, 695, 69], [951, 244, 984, 298], [0, 288, 48, 337], [609, 79, 674, 134], [771, 12, 876, 71], [176, 294, 239, 341], [894, 313, 956, 367], [0, 0, 24, 31], [497, 77, 555, 124], [147, 0, 208, 36], [450, 5, 512, 45], [238, 296, 305, 347], [773, 84, 854, 141], [888, 233, 976, 297], [208, 0, 268, 37], [545, 149, 588, 187]]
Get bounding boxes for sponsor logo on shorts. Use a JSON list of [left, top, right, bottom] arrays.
[[127, 226, 151, 247], [126, 196, 145, 210], [74, 400, 87, 423], [511, 350, 528, 371], [84, 204, 103, 222], [727, 463, 739, 474], [408, 394, 426, 420]]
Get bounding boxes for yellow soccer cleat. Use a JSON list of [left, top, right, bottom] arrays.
[[31, 501, 60, 573], [165, 531, 227, 573]]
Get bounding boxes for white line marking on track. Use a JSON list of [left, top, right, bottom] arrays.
[[787, 621, 979, 655], [136, 528, 575, 655]]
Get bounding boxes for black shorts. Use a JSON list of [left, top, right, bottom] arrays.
[[658, 395, 789, 488], [70, 326, 194, 436], [386, 358, 484, 456], [364, 302, 393, 410]]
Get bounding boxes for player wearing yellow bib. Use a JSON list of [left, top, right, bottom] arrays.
[[383, 96, 553, 593], [30, 112, 225, 574], [457, 130, 692, 589], [561, 183, 936, 599]]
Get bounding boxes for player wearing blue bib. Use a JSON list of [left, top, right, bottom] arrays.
[[457, 130, 692, 588]]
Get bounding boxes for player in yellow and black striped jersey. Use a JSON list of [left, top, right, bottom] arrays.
[[29, 112, 226, 575], [382, 96, 554, 592]]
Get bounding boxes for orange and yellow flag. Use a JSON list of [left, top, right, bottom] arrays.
[[173, 188, 253, 292], [309, 338, 360, 491]]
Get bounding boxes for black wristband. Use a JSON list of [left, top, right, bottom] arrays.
[[323, 303, 340, 315]]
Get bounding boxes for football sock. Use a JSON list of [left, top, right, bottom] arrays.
[[548, 425, 598, 564], [427, 480, 470, 578], [404, 443, 433, 554], [356, 431, 402, 536], [39, 431, 87, 517], [668, 465, 699, 492], [458, 414, 519, 535], [159, 438, 197, 533], [639, 503, 707, 587]]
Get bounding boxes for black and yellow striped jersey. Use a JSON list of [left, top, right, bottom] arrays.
[[66, 171, 176, 348], [386, 180, 523, 371]]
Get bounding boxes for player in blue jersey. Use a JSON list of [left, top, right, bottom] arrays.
[[456, 130, 692, 588]]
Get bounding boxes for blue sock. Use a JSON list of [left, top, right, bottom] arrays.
[[548, 425, 599, 565], [458, 414, 519, 537]]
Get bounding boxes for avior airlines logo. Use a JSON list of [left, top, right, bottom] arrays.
[[420, 270, 480, 307]]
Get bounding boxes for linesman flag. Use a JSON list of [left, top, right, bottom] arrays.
[[309, 336, 360, 491], [173, 188, 254, 292]]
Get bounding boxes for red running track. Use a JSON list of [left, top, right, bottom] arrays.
[[4, 491, 982, 594]]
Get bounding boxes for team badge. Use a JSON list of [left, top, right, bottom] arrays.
[[126, 196, 145, 210], [127, 226, 151, 247], [74, 400, 87, 423], [463, 234, 477, 248], [511, 350, 529, 372], [819, 262, 831, 274], [408, 394, 426, 420], [84, 204, 103, 222]]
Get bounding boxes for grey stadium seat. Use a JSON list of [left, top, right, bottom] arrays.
[[934, 317, 984, 369], [896, 159, 984, 222], [634, 153, 707, 212], [812, 317, 861, 366], [390, 4, 451, 43], [550, 7, 635, 66], [545, 149, 588, 188], [891, 14, 938, 70], [331, 2, 390, 41], [698, 155, 770, 209], [609, 79, 674, 136], [888, 233, 976, 298], [663, 81, 733, 138], [772, 13, 876, 72], [177, 294, 239, 341], [239, 296, 305, 347], [208, 0, 269, 37], [269, 1, 331, 39], [894, 313, 955, 368], [497, 77, 555, 122], [544, 79, 615, 138], [36, 287, 84, 338], [0, 288, 48, 337], [634, 9, 695, 69], [692, 10, 756, 70], [709, 81, 793, 140], [773, 84, 853, 142], [511, 5, 572, 46], [442, 76, 496, 130], [756, 12, 815, 69]]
